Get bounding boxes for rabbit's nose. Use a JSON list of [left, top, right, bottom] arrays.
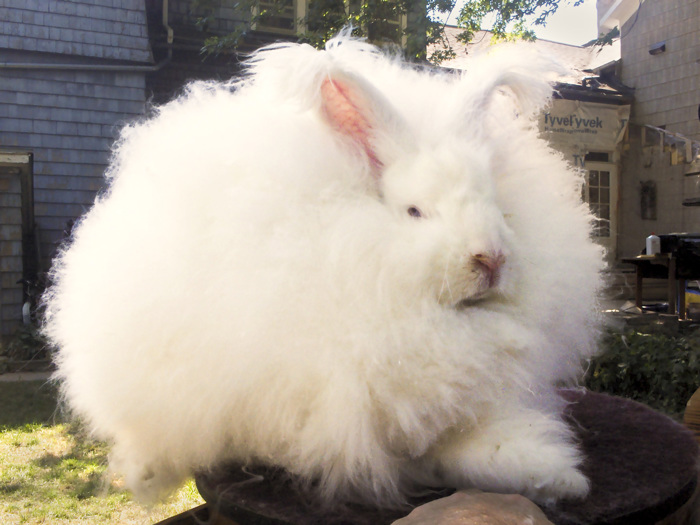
[[472, 251, 506, 288]]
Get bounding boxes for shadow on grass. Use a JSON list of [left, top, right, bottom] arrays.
[[35, 450, 109, 500]]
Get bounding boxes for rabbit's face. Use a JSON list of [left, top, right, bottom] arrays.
[[381, 142, 514, 307], [318, 73, 524, 308]]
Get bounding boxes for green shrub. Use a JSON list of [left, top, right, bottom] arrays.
[[585, 327, 700, 418], [2, 323, 49, 361]]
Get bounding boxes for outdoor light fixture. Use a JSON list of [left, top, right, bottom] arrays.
[[649, 41, 666, 55]]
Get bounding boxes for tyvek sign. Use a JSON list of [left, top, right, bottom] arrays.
[[540, 99, 630, 150], [544, 114, 603, 129]]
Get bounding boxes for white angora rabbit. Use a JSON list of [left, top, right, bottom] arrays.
[[44, 34, 604, 508]]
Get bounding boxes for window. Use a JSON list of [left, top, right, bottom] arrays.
[[254, 0, 406, 40], [586, 169, 611, 238], [255, 0, 300, 34], [584, 152, 610, 163], [582, 155, 618, 260]]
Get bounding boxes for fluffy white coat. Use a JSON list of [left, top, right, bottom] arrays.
[[44, 35, 605, 508]]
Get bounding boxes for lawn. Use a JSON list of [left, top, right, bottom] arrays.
[[0, 380, 204, 524]]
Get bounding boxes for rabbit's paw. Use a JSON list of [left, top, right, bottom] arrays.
[[417, 408, 590, 505], [520, 458, 590, 505]]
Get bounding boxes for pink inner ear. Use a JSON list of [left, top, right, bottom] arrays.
[[320, 77, 382, 172]]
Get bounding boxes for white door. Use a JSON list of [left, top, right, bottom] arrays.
[[583, 162, 618, 261]]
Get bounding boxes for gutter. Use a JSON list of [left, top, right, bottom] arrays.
[[0, 0, 173, 73]]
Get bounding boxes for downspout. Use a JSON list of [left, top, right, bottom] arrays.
[[0, 0, 173, 72], [162, 0, 174, 55]]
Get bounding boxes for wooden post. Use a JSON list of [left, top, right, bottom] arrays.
[[668, 256, 677, 315], [679, 279, 687, 320], [635, 267, 644, 310]]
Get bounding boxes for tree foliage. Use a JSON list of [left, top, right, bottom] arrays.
[[190, 0, 596, 63]]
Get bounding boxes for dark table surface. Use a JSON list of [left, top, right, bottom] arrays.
[[196, 390, 699, 525]]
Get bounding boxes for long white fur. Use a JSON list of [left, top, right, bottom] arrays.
[[44, 34, 605, 508]]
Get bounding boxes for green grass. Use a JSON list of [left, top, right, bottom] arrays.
[[0, 381, 204, 524]]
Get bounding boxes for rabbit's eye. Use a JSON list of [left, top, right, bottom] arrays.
[[407, 206, 423, 218]]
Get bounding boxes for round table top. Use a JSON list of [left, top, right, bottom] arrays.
[[196, 389, 699, 525]]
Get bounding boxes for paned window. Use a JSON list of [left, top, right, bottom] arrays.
[[586, 169, 611, 238]]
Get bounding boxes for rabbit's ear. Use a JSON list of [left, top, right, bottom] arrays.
[[464, 47, 563, 119], [320, 73, 407, 177], [320, 76, 382, 171]]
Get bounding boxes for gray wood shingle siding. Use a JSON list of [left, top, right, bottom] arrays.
[[0, 0, 152, 63], [0, 1, 151, 339], [1, 67, 146, 237]]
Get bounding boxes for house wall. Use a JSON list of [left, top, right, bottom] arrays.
[[0, 1, 151, 263], [0, 1, 151, 338], [539, 98, 630, 262], [0, 65, 146, 258], [619, 0, 699, 139], [0, 0, 151, 62], [616, 0, 700, 258]]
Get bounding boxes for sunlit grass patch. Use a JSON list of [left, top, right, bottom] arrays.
[[0, 381, 204, 524]]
